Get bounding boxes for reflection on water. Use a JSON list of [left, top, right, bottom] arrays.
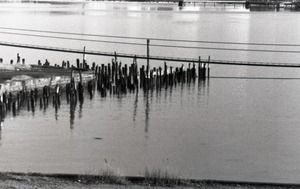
[[144, 90, 150, 133], [0, 56, 205, 141], [0, 76, 205, 133], [2, 70, 300, 183], [132, 91, 138, 122]]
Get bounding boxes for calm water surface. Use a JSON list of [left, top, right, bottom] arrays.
[[0, 2, 300, 184]]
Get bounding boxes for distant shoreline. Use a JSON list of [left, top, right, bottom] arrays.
[[0, 0, 181, 3]]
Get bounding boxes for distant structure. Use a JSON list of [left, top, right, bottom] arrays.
[[247, 0, 300, 8], [178, 0, 184, 6]]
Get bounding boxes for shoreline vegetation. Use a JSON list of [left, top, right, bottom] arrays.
[[0, 171, 299, 188]]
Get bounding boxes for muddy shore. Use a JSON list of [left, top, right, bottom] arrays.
[[0, 172, 299, 189]]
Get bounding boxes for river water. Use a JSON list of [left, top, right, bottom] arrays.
[[0, 1, 299, 184]]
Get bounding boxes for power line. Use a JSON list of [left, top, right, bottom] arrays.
[[0, 41, 299, 68], [0, 31, 145, 46], [1, 31, 300, 53], [0, 31, 300, 53], [151, 44, 300, 53], [0, 26, 299, 47]]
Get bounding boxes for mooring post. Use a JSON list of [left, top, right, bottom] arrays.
[[170, 66, 173, 85], [17, 53, 20, 63], [114, 51, 117, 63], [76, 58, 80, 69], [188, 63, 191, 82], [192, 62, 196, 79], [78, 70, 84, 100], [164, 62, 167, 85], [147, 39, 150, 80], [83, 46, 86, 67], [181, 64, 184, 83], [198, 56, 201, 80], [203, 63, 206, 80]]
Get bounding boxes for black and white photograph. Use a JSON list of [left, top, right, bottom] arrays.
[[0, 0, 298, 188]]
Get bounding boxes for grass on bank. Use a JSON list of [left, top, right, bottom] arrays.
[[76, 168, 189, 187], [144, 167, 191, 186], [2, 169, 300, 188]]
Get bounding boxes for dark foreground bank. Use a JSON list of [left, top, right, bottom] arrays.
[[0, 172, 299, 189]]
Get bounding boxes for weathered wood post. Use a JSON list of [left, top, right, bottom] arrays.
[[76, 58, 80, 69], [45, 59, 50, 66], [164, 62, 167, 84], [188, 63, 191, 82], [198, 56, 201, 80], [147, 39, 150, 80], [159, 66, 162, 85], [114, 51, 117, 63], [170, 66, 173, 85], [203, 63, 206, 80], [17, 53, 20, 63], [78, 70, 84, 100], [83, 46, 86, 67]]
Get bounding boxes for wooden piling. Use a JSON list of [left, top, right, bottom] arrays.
[[147, 39, 150, 80], [76, 58, 80, 69]]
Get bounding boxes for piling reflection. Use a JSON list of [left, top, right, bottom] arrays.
[[132, 91, 138, 122], [144, 90, 150, 133], [70, 96, 77, 130]]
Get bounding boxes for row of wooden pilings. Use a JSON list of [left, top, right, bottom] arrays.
[[0, 57, 210, 127], [94, 57, 210, 97]]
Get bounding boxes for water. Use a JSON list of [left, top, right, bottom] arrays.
[[0, 2, 300, 184]]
